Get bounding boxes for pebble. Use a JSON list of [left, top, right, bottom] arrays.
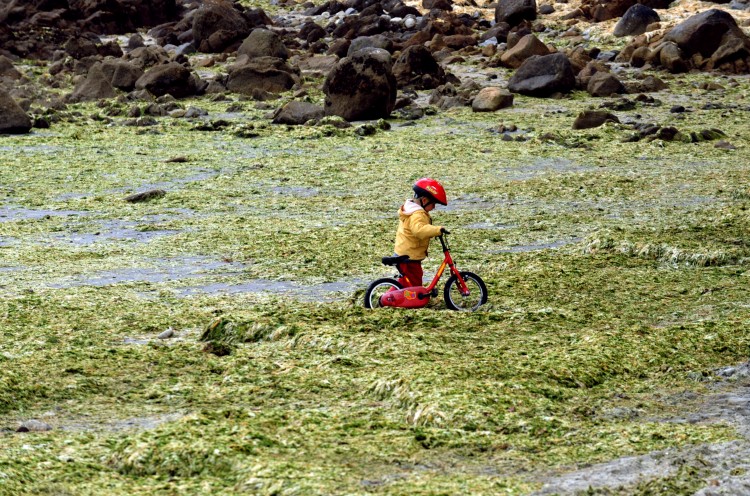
[[17, 420, 52, 432], [158, 328, 175, 339]]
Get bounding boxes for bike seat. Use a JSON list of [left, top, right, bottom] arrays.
[[381, 254, 410, 266]]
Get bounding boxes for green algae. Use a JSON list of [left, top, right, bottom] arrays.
[[1, 68, 750, 494]]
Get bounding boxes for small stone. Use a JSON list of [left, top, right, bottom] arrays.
[[17, 420, 52, 432], [715, 140, 737, 150], [124, 189, 166, 203], [158, 328, 175, 339]]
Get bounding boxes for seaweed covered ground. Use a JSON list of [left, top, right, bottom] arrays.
[[2, 23, 750, 495]]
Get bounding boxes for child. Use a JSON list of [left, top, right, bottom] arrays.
[[393, 178, 449, 287]]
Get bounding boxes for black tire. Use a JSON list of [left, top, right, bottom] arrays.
[[444, 271, 488, 311], [364, 278, 403, 309]]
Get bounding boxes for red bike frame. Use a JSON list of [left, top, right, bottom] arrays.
[[420, 235, 470, 296]]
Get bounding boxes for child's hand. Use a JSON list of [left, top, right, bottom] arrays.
[[440, 227, 450, 234]]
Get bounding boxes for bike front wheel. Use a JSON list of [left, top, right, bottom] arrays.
[[444, 271, 488, 311], [364, 278, 403, 309]]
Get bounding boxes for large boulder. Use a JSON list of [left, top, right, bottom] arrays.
[[664, 9, 744, 58], [100, 59, 144, 91], [613, 4, 660, 37], [192, 0, 252, 53], [238, 28, 289, 60], [500, 34, 550, 68], [69, 62, 116, 102], [392, 45, 447, 90], [495, 0, 537, 26], [123, 45, 170, 70], [508, 52, 576, 97], [0, 90, 32, 134], [226, 57, 300, 94], [135, 62, 202, 98], [323, 48, 397, 121]]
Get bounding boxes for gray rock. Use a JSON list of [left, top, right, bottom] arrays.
[[0, 90, 32, 134]]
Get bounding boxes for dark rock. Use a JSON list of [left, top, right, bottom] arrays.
[[63, 37, 98, 59], [670, 105, 686, 113], [100, 59, 144, 91], [665, 9, 744, 58], [227, 57, 301, 95], [614, 4, 659, 37], [539, 4, 555, 14], [135, 62, 201, 98], [123, 46, 171, 70], [572, 110, 619, 129], [348, 34, 393, 56], [124, 189, 166, 203], [481, 22, 511, 42], [0, 89, 32, 134], [495, 0, 537, 26], [659, 41, 689, 73], [587, 71, 625, 97], [392, 45, 447, 90], [69, 62, 116, 102], [272, 101, 325, 125], [192, 0, 251, 53], [238, 28, 289, 60], [508, 52, 576, 97], [0, 55, 23, 80], [127, 33, 146, 50], [423, 0, 453, 9], [323, 48, 397, 121], [299, 22, 327, 44]]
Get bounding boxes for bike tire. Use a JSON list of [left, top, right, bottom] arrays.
[[444, 271, 488, 311], [364, 278, 403, 309]]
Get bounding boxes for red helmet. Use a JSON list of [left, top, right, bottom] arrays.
[[413, 178, 447, 206]]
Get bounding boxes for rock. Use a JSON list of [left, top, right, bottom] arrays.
[[124, 46, 171, 70], [0, 55, 23, 80], [192, 0, 252, 53], [472, 87, 514, 111], [100, 59, 144, 91], [482, 22, 511, 43], [135, 62, 202, 98], [392, 45, 447, 90], [299, 22, 327, 44], [158, 328, 175, 339], [659, 42, 689, 73], [64, 37, 98, 60], [587, 71, 625, 97], [639, 75, 668, 92], [495, 0, 537, 26], [124, 189, 166, 203], [238, 28, 289, 60], [500, 34, 550, 68], [347, 34, 394, 57], [0, 90, 32, 134], [69, 63, 116, 102], [614, 4, 659, 37], [227, 57, 301, 95], [272, 101, 325, 125], [127, 33, 146, 50], [714, 140, 737, 150], [323, 48, 397, 121], [572, 110, 620, 129], [508, 52, 576, 97], [583, 0, 637, 22], [665, 9, 744, 58], [17, 420, 52, 432], [630, 46, 652, 68], [423, 0, 453, 9]]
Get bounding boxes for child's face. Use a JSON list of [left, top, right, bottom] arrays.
[[423, 202, 436, 212]]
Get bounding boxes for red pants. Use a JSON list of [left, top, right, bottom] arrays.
[[397, 261, 423, 287]]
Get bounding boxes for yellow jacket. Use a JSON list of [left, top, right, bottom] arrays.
[[394, 200, 443, 261]]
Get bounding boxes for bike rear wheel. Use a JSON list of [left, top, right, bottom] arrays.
[[444, 271, 488, 311], [364, 278, 403, 309]]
